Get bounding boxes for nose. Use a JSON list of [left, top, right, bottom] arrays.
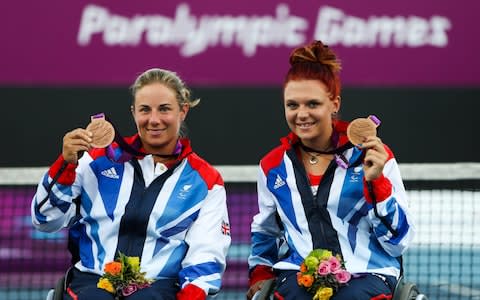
[[297, 106, 309, 119], [148, 110, 161, 125]]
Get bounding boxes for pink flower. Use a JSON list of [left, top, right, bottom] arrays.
[[121, 284, 138, 297], [328, 256, 341, 272], [138, 283, 151, 289], [334, 270, 351, 284], [317, 261, 331, 275]]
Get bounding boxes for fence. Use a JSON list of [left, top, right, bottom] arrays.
[[1, 163, 479, 299]]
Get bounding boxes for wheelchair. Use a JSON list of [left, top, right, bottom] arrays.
[[46, 268, 72, 300], [253, 275, 429, 300], [392, 276, 429, 300]]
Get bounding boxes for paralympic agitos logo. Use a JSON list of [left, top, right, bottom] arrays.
[[77, 3, 451, 57]]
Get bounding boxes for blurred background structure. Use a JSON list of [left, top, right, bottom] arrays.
[[1, 1, 479, 299]]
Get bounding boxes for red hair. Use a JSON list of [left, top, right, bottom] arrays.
[[284, 40, 342, 100]]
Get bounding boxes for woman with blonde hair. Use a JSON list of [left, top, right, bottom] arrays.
[[32, 68, 231, 300]]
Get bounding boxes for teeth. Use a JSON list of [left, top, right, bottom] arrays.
[[298, 123, 313, 128]]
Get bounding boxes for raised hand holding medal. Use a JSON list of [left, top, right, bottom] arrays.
[[61, 113, 115, 164], [347, 115, 388, 181]]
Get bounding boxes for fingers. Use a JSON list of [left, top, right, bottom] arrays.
[[62, 129, 93, 164], [364, 148, 387, 166], [359, 136, 388, 181], [358, 136, 384, 150]]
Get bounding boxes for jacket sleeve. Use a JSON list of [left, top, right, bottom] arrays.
[[363, 156, 416, 257], [31, 154, 84, 232], [178, 183, 231, 297], [248, 166, 283, 273]]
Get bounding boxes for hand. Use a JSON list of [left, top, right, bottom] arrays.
[[360, 136, 388, 181], [62, 128, 93, 164], [246, 280, 266, 300]]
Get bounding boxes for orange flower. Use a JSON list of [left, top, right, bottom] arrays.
[[104, 261, 122, 275], [299, 274, 314, 287], [297, 272, 303, 285], [300, 263, 307, 273]]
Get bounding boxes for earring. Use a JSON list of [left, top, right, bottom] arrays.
[[332, 111, 338, 118]]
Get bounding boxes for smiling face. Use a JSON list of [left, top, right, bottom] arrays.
[[132, 82, 188, 154], [284, 79, 340, 149]]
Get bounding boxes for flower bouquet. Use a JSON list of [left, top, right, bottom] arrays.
[[97, 252, 154, 299], [297, 249, 351, 300]]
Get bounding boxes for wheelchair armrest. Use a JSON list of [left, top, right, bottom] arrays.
[[252, 278, 276, 300]]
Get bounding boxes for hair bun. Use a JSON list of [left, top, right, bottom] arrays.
[[289, 40, 341, 73]]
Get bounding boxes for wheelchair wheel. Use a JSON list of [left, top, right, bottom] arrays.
[[252, 278, 275, 300], [399, 282, 419, 300], [392, 277, 420, 300], [53, 275, 66, 300]]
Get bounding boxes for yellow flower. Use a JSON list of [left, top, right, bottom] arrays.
[[313, 287, 334, 300], [127, 256, 140, 272], [97, 278, 115, 294]]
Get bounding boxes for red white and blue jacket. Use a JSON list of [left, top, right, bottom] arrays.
[[248, 121, 415, 282], [32, 135, 231, 297]]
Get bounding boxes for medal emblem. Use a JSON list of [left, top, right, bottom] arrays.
[[86, 113, 115, 148], [347, 115, 381, 145]]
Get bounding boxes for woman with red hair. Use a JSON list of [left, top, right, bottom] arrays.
[[247, 41, 415, 300]]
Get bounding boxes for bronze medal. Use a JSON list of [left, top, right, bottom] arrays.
[[347, 115, 381, 145], [86, 114, 115, 148]]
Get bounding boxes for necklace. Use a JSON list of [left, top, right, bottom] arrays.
[[306, 151, 332, 165], [300, 141, 353, 168], [300, 143, 333, 165]]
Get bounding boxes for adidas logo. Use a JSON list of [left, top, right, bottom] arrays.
[[101, 167, 119, 179], [273, 174, 285, 189]]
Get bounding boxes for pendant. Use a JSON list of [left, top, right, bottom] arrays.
[[309, 155, 318, 165]]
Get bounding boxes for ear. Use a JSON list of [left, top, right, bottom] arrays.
[[333, 95, 341, 113], [180, 103, 189, 121]]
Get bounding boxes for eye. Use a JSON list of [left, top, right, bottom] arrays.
[[307, 100, 320, 108], [138, 106, 150, 113], [286, 101, 298, 109]]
